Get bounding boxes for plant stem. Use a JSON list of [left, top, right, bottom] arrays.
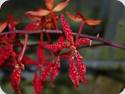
[[76, 22, 84, 40], [18, 34, 28, 62], [0, 30, 125, 50]]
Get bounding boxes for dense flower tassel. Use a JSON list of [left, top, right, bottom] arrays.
[[69, 56, 79, 87], [0, 0, 117, 94], [32, 73, 43, 94], [60, 14, 90, 87], [44, 36, 66, 52], [75, 52, 88, 85], [60, 14, 74, 44], [50, 58, 60, 81], [37, 41, 47, 69], [41, 63, 53, 82], [75, 38, 91, 48], [10, 63, 23, 94]]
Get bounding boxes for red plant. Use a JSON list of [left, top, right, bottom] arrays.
[[0, 0, 125, 94], [10, 63, 23, 94], [42, 14, 91, 88], [26, 0, 70, 17], [25, 0, 71, 30], [60, 14, 90, 86]]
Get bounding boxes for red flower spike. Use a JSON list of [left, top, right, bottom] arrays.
[[37, 42, 44, 61], [41, 63, 53, 82], [69, 56, 79, 87], [60, 14, 91, 49], [60, 14, 90, 86], [75, 38, 91, 48], [44, 36, 66, 52], [32, 73, 43, 94], [10, 65, 21, 91], [37, 41, 49, 70], [50, 62, 60, 81], [75, 52, 88, 85], [60, 14, 74, 44]]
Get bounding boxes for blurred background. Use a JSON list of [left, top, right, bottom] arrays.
[[0, 0, 125, 94]]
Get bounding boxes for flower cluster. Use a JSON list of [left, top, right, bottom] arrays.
[[45, 14, 91, 87], [0, 0, 102, 94]]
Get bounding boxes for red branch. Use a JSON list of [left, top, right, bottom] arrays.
[[0, 30, 125, 50]]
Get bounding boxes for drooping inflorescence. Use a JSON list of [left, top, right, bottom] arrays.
[[0, 0, 102, 94]]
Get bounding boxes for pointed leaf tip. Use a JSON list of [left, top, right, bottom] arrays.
[[53, 0, 70, 12], [66, 11, 82, 22], [0, 22, 7, 33], [26, 9, 50, 17]]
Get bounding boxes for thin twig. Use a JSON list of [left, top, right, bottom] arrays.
[[76, 22, 84, 40], [0, 30, 125, 50], [78, 34, 125, 50], [18, 34, 28, 62]]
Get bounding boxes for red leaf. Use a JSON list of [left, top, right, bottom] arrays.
[[26, 9, 50, 17], [32, 73, 43, 94], [53, 0, 70, 12], [66, 11, 82, 22], [67, 12, 101, 26], [86, 19, 102, 26], [77, 12, 101, 26], [0, 22, 7, 32]]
